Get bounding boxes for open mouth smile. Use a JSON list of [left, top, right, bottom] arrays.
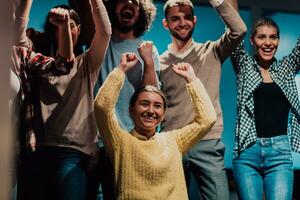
[[120, 6, 135, 19]]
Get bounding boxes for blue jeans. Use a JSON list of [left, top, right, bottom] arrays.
[[18, 147, 89, 200], [233, 135, 294, 200]]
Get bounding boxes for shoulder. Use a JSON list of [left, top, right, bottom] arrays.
[[159, 50, 172, 71]]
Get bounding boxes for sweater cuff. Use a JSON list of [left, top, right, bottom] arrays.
[[209, 0, 224, 7], [186, 78, 200, 90], [113, 67, 126, 79]]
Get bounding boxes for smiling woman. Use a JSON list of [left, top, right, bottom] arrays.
[[231, 16, 300, 200], [94, 53, 216, 200], [129, 85, 166, 139]]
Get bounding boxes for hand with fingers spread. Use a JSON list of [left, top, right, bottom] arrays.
[[172, 62, 197, 83], [118, 53, 139, 73], [138, 41, 154, 66], [49, 7, 70, 27]]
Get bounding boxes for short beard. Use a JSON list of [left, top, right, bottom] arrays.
[[169, 27, 194, 42], [113, 16, 136, 34]]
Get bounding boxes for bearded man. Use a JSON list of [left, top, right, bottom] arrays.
[[159, 0, 246, 199]]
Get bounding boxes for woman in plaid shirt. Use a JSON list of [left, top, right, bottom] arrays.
[[231, 17, 300, 200]]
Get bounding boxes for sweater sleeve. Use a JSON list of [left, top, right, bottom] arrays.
[[212, 1, 247, 63], [85, 0, 111, 83], [94, 68, 126, 159], [172, 78, 217, 154]]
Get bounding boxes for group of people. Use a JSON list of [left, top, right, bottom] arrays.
[[10, 0, 300, 200]]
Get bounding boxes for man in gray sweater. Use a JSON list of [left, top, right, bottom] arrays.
[[159, 0, 246, 199]]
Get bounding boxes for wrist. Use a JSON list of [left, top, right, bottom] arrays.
[[209, 0, 224, 7], [186, 75, 197, 83], [143, 59, 154, 67], [117, 64, 127, 73], [57, 23, 70, 32]]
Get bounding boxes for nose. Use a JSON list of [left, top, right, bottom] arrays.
[[178, 18, 186, 26], [264, 37, 272, 45], [147, 105, 155, 114]]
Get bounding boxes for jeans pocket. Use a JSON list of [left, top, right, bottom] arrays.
[[272, 140, 291, 154]]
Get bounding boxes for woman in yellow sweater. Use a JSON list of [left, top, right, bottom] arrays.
[[94, 52, 217, 200]]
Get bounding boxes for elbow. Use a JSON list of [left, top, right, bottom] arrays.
[[230, 23, 247, 41], [93, 100, 104, 119], [241, 24, 247, 38], [99, 20, 112, 36], [202, 109, 217, 131], [99, 29, 112, 40], [237, 23, 247, 40], [208, 112, 217, 129], [93, 94, 106, 117]]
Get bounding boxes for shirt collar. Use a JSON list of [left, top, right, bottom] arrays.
[[131, 129, 157, 141], [168, 40, 195, 59]]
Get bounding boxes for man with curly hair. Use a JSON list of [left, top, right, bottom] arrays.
[[92, 0, 160, 199]]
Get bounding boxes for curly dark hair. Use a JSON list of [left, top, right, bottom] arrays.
[[104, 0, 156, 38]]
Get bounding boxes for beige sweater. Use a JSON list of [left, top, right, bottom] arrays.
[[94, 68, 216, 200], [36, 0, 111, 155], [160, 1, 247, 140]]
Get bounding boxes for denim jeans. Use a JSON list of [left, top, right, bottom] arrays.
[[18, 147, 89, 200], [233, 135, 294, 200]]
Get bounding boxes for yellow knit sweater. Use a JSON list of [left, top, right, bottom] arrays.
[[94, 68, 216, 200]]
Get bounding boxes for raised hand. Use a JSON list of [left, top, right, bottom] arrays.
[[172, 62, 197, 83], [49, 7, 70, 27], [138, 41, 154, 65], [118, 53, 138, 73]]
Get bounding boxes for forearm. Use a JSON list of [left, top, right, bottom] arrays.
[[142, 59, 158, 87], [176, 79, 217, 153], [189, 79, 216, 125], [215, 1, 246, 37], [224, 0, 238, 11], [94, 68, 125, 117], [91, 0, 111, 36], [57, 25, 73, 60], [88, 0, 111, 67], [14, 0, 33, 48], [94, 68, 125, 155]]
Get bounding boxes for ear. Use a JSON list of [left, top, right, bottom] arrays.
[[249, 36, 254, 46], [159, 111, 165, 124], [129, 106, 134, 117], [77, 24, 81, 35], [162, 18, 169, 30], [193, 15, 197, 24]]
